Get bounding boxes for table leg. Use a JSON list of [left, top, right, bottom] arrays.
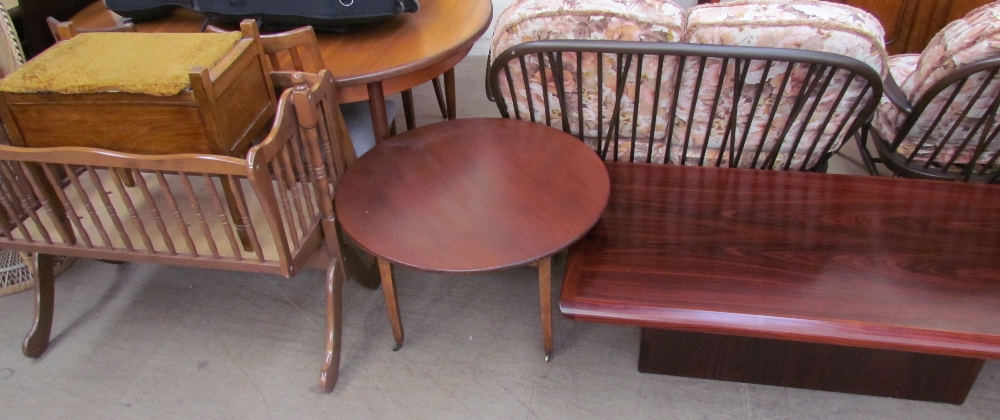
[[538, 256, 553, 361], [378, 257, 405, 351], [431, 77, 448, 118], [401, 89, 416, 130], [367, 82, 391, 144], [444, 68, 457, 120]]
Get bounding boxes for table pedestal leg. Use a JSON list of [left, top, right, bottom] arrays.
[[538, 257, 553, 361], [444, 68, 457, 120], [367, 82, 391, 143], [378, 257, 405, 351]]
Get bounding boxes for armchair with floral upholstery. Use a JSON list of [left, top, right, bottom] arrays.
[[488, 0, 885, 171], [859, 1, 1000, 183]]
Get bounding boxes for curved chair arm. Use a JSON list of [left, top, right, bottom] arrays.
[[882, 73, 913, 114]]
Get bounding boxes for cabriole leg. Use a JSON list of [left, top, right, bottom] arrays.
[[320, 257, 345, 393], [22, 253, 56, 358]]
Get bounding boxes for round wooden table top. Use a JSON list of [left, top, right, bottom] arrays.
[[336, 118, 611, 273], [71, 0, 493, 100]]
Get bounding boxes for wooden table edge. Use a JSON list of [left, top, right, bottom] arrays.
[[558, 292, 1000, 360], [332, 8, 493, 88], [558, 163, 1000, 362]]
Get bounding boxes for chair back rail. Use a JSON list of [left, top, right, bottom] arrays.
[[0, 72, 343, 278], [205, 24, 326, 74], [875, 57, 1000, 183], [207, 24, 359, 167], [489, 40, 883, 171]]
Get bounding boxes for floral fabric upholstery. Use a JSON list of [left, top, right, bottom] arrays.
[[871, 54, 918, 143], [490, 0, 686, 162], [873, 2, 1000, 166], [680, 0, 887, 169]]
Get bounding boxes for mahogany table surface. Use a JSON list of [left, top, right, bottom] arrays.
[[561, 162, 1000, 360], [335, 118, 610, 272], [69, 0, 493, 103]]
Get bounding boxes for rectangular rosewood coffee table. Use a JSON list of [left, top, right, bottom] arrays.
[[561, 162, 1000, 404]]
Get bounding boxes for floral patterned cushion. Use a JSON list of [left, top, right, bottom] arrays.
[[490, 0, 686, 161], [872, 54, 919, 142], [876, 2, 1000, 166], [901, 2, 1000, 101], [679, 0, 887, 169]]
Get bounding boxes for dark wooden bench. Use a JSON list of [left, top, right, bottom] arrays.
[[560, 162, 1000, 404]]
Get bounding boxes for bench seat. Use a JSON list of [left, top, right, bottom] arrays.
[[561, 162, 1000, 403]]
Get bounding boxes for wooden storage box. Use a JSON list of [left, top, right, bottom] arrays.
[[0, 29, 276, 158]]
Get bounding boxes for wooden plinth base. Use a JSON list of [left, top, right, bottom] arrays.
[[638, 329, 985, 405]]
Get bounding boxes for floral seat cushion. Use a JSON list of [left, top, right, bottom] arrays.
[[490, 0, 686, 161], [680, 0, 887, 169], [872, 2, 1000, 166]]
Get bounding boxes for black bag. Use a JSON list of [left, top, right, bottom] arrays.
[[104, 0, 419, 31]]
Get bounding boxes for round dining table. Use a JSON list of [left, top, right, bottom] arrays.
[[70, 0, 493, 142]]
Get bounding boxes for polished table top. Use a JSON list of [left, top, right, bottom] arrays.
[[561, 162, 1000, 359], [70, 0, 493, 102], [336, 118, 611, 272]]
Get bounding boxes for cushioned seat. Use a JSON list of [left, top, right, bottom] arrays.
[[867, 2, 1000, 177], [490, 0, 686, 162], [681, 0, 887, 169], [0, 32, 241, 96], [489, 0, 884, 169]]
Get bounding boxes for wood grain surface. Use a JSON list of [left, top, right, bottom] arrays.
[[69, 0, 493, 102], [336, 118, 610, 272], [561, 162, 1000, 359]]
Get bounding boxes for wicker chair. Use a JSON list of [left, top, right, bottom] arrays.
[[858, 2, 1000, 182], [0, 70, 352, 393], [488, 0, 885, 171]]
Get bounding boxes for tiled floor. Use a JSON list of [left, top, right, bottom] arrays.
[[1, 56, 998, 419]]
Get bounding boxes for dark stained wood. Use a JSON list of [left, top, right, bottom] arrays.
[[401, 89, 416, 130], [562, 162, 1000, 359], [21, 253, 55, 358], [431, 77, 448, 119], [336, 118, 610, 356], [639, 329, 985, 405], [337, 118, 610, 272], [561, 162, 1000, 402], [444, 68, 457, 120]]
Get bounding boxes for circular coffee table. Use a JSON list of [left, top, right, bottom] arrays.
[[335, 118, 610, 359]]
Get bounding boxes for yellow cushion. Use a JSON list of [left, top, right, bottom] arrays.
[[0, 32, 242, 96]]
